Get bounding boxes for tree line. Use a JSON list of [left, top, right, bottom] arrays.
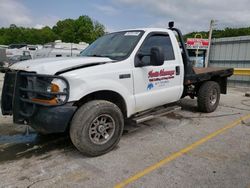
[[184, 27, 250, 40], [1, 16, 250, 45], [0, 15, 105, 45]]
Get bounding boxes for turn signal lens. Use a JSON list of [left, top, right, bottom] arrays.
[[47, 83, 60, 93], [32, 98, 58, 105], [51, 83, 60, 92]]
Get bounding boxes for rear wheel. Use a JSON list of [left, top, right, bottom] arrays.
[[70, 100, 124, 157], [197, 81, 220, 113]]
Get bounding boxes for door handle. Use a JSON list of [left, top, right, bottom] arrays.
[[175, 66, 180, 75]]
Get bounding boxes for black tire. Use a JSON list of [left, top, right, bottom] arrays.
[[197, 81, 220, 113], [70, 100, 124, 157]]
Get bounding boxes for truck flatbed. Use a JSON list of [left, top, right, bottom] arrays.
[[185, 67, 234, 86], [193, 67, 232, 74]]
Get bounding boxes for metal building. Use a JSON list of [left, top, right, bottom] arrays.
[[209, 36, 250, 87]]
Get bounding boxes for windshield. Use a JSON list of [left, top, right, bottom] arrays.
[[80, 30, 144, 60]]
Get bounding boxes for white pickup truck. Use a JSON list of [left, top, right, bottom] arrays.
[[1, 22, 233, 156]]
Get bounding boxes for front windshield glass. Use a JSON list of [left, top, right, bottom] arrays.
[[80, 30, 144, 60]]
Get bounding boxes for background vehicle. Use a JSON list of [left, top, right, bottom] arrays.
[[33, 40, 89, 59], [1, 22, 233, 156]]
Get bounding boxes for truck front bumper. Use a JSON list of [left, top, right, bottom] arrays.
[[28, 103, 77, 134]]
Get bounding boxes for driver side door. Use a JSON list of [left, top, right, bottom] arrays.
[[133, 32, 183, 112]]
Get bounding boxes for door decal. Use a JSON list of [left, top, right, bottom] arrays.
[[147, 69, 175, 89]]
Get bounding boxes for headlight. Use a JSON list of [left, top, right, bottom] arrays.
[[47, 83, 60, 93], [30, 77, 68, 105], [47, 79, 65, 92], [48, 78, 67, 102]]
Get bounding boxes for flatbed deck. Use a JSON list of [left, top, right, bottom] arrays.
[[185, 67, 234, 85], [193, 67, 228, 74]]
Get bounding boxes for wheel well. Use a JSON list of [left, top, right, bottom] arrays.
[[196, 77, 227, 94], [210, 76, 227, 94], [73, 90, 127, 117], [184, 76, 228, 98]]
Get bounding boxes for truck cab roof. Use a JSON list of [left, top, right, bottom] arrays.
[[118, 28, 172, 33]]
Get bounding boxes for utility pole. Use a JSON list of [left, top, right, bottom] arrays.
[[205, 20, 215, 67], [71, 43, 73, 57]]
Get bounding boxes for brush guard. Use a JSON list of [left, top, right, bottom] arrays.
[[1, 70, 70, 124]]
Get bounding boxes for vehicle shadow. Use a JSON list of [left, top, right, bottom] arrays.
[[0, 132, 74, 163], [177, 98, 199, 112]]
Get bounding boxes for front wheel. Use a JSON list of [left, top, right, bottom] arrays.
[[70, 100, 124, 157], [197, 81, 220, 113]]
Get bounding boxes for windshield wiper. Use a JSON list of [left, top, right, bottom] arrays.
[[87, 54, 107, 57], [86, 54, 115, 60]]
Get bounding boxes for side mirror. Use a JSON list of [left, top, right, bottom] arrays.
[[150, 47, 164, 66]]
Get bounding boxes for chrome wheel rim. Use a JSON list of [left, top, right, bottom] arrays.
[[89, 114, 115, 145], [210, 89, 217, 105]]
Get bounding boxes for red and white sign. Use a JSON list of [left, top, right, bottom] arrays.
[[186, 38, 209, 49]]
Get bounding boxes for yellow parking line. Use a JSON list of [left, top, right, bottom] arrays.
[[114, 114, 250, 188]]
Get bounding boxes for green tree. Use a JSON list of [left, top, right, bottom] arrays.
[[184, 27, 250, 40], [52, 19, 75, 42], [40, 26, 58, 43], [53, 15, 106, 43], [0, 15, 106, 45]]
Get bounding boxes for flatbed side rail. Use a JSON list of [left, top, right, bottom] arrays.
[[184, 68, 234, 85]]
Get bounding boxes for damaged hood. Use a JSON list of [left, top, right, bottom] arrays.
[[10, 56, 113, 75]]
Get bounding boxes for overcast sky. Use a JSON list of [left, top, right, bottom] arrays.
[[0, 0, 250, 34]]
